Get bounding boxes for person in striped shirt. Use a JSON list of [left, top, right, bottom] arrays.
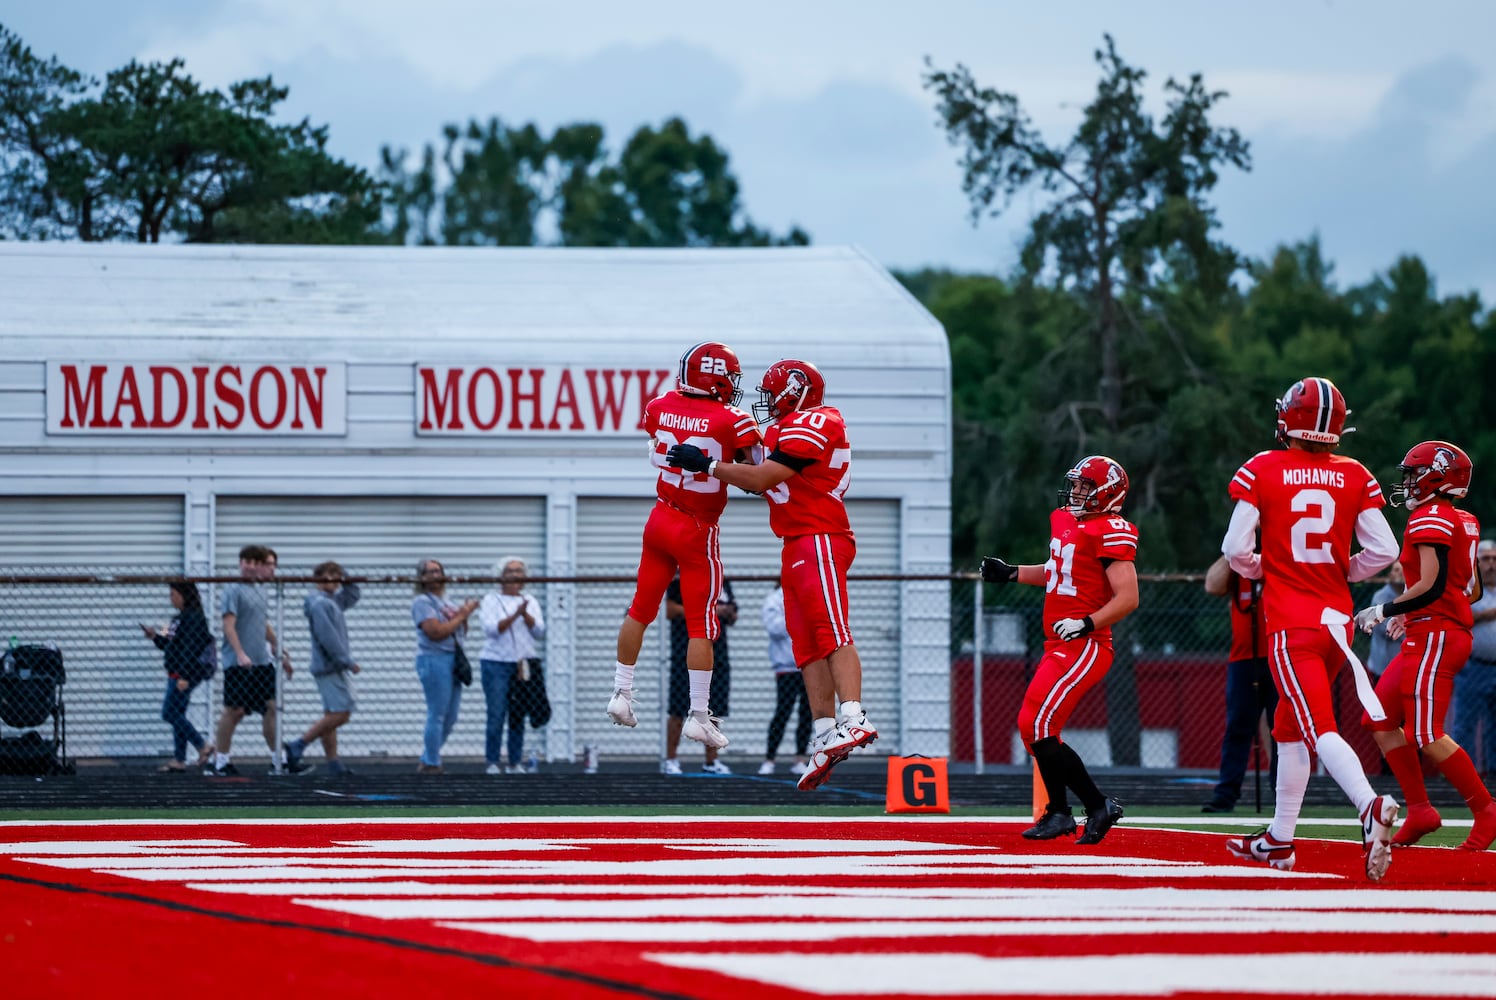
[[1354, 440, 1496, 851]]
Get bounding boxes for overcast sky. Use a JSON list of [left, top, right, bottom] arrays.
[[6, 1, 1496, 301]]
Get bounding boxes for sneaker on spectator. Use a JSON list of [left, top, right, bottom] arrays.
[[682, 712, 729, 749], [1200, 799, 1234, 814], [660, 758, 683, 775], [607, 689, 638, 728], [208, 762, 239, 777], [505, 764, 531, 775], [1361, 795, 1399, 881], [282, 740, 306, 771], [702, 760, 732, 775], [1226, 828, 1296, 871], [790, 759, 810, 776], [485, 763, 502, 775], [757, 760, 776, 775]]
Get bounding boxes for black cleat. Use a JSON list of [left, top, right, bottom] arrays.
[[1076, 797, 1125, 845], [207, 762, 239, 777], [1022, 808, 1078, 840]]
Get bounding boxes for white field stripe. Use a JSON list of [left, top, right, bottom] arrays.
[[0, 839, 246, 854], [64, 859, 1316, 882], [650, 952, 1496, 997], [299, 892, 1496, 922], [446, 910, 1496, 942], [0, 814, 1473, 829]]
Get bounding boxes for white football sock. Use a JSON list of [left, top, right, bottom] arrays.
[[688, 669, 712, 715], [613, 661, 634, 692], [1315, 731, 1378, 815], [839, 699, 862, 721], [813, 717, 837, 738], [1269, 741, 1310, 844]]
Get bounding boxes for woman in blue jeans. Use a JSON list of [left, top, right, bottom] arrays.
[[140, 581, 215, 772], [478, 556, 546, 774], [411, 558, 479, 773]]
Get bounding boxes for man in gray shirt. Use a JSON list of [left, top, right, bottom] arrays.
[[1451, 539, 1496, 776], [207, 544, 294, 776], [284, 560, 361, 777]]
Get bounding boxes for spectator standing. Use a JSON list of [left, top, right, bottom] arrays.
[[208, 545, 294, 775], [478, 557, 546, 775], [1366, 562, 1406, 678], [1451, 540, 1496, 777], [1220, 377, 1400, 880], [759, 580, 811, 776], [1201, 555, 1277, 813], [284, 561, 361, 777], [668, 358, 877, 792], [140, 581, 215, 772], [606, 342, 760, 752], [663, 575, 736, 774], [980, 455, 1139, 845], [411, 558, 479, 774]]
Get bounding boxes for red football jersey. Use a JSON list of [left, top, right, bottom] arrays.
[[645, 392, 760, 522], [1398, 502, 1480, 633], [1227, 572, 1269, 662], [1043, 508, 1139, 642], [762, 405, 853, 538], [1229, 448, 1385, 630]]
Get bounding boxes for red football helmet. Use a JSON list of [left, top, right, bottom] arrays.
[[1275, 377, 1349, 446], [1392, 440, 1472, 509], [1058, 455, 1129, 516], [753, 359, 825, 423], [676, 341, 744, 406]]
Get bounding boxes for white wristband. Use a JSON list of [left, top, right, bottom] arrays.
[[708, 459, 719, 477]]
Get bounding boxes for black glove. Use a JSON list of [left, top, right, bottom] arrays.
[[666, 443, 711, 473], [980, 556, 1018, 585]]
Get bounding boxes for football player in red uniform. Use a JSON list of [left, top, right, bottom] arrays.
[[1221, 377, 1402, 880], [1354, 441, 1496, 851], [607, 342, 762, 751], [979, 456, 1139, 845], [667, 359, 876, 791]]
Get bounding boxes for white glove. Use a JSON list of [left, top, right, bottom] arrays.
[[1053, 616, 1094, 641], [1354, 604, 1388, 634]]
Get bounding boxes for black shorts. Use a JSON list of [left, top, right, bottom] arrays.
[[668, 656, 729, 718], [223, 664, 277, 715]]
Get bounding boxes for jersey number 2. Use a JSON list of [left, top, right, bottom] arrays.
[[1289, 488, 1336, 564]]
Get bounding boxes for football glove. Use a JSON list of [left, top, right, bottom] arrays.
[[980, 556, 1018, 585], [666, 443, 712, 473], [1053, 616, 1095, 641], [1354, 603, 1388, 633]]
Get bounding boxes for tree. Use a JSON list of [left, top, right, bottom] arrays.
[[924, 37, 1249, 437], [0, 24, 382, 243]]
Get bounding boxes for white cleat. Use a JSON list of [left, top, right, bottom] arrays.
[[797, 714, 878, 791], [682, 712, 729, 749], [606, 689, 637, 728], [1361, 794, 1400, 882]]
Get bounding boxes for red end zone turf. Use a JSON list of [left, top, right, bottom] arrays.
[[3, 818, 1494, 1000]]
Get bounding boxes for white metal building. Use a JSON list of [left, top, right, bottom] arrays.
[[0, 243, 951, 764]]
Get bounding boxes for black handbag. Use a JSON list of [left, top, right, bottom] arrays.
[[451, 642, 473, 686]]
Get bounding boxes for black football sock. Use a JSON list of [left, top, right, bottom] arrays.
[[1029, 737, 1072, 814], [1056, 740, 1106, 813]]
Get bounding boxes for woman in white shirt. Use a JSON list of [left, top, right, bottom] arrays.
[[478, 557, 546, 774]]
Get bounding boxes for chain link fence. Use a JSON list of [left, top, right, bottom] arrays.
[[0, 567, 1397, 775]]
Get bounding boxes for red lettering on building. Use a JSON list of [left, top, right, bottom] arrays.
[[468, 367, 502, 431], [418, 367, 464, 431], [58, 365, 108, 429], [548, 369, 584, 431], [585, 369, 629, 431], [290, 367, 325, 430], [108, 367, 147, 429], [148, 366, 188, 428], [635, 369, 670, 430], [248, 366, 287, 429], [507, 368, 546, 430], [214, 366, 244, 429]]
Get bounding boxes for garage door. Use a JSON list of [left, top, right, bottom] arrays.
[[213, 495, 547, 761], [0, 495, 185, 758]]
